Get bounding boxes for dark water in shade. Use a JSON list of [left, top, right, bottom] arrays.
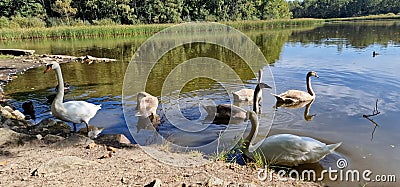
[[2, 21, 400, 186]]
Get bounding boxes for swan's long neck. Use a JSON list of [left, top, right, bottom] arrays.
[[54, 67, 64, 104], [306, 75, 315, 96], [252, 84, 261, 112], [258, 69, 263, 84], [253, 69, 264, 112], [244, 111, 259, 149]]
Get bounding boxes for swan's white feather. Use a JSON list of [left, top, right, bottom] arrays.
[[258, 134, 341, 166], [233, 89, 254, 101], [135, 92, 158, 117], [62, 101, 101, 123]]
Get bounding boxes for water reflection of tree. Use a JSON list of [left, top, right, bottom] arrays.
[[290, 21, 400, 49]]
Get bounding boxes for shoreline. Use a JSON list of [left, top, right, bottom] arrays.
[[0, 54, 116, 86], [0, 128, 321, 186], [0, 15, 399, 41]]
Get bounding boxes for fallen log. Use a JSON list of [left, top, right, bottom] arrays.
[[0, 49, 35, 56]]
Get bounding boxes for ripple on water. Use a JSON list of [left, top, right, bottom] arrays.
[[272, 109, 297, 125]]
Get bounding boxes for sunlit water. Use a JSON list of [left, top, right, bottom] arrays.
[[2, 21, 400, 186]]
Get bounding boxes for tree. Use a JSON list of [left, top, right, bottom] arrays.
[[257, 0, 292, 19], [182, 0, 210, 21], [288, 0, 304, 18], [160, 0, 183, 23], [52, 0, 77, 23], [116, 0, 137, 24], [0, 0, 45, 18]]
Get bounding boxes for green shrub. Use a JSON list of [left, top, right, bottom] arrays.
[[10, 15, 45, 28], [0, 17, 10, 28], [46, 17, 66, 27], [69, 19, 91, 27], [27, 17, 46, 28]]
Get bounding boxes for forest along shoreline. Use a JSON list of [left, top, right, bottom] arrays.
[[0, 52, 323, 186]]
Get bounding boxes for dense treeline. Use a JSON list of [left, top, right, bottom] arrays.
[[0, 0, 292, 28], [289, 0, 400, 18], [1, 0, 399, 29]]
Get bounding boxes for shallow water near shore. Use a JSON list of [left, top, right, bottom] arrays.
[[3, 21, 400, 186]]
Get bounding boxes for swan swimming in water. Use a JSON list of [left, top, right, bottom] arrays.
[[244, 111, 341, 166], [272, 71, 319, 104], [44, 62, 101, 132], [203, 81, 271, 124], [233, 69, 264, 103]]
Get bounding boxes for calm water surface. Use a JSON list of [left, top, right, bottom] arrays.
[[2, 21, 400, 186]]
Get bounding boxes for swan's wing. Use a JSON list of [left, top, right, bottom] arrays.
[[62, 101, 101, 123], [260, 134, 330, 165], [272, 92, 297, 103], [233, 89, 253, 101], [280, 90, 312, 101], [217, 104, 246, 119]]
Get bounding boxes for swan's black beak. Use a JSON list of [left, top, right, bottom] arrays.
[[259, 83, 272, 89], [44, 65, 52, 73], [315, 73, 319, 78]]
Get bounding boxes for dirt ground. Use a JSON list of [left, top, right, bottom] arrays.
[[0, 139, 322, 187], [0, 56, 322, 186]]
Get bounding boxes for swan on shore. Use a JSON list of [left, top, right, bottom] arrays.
[[44, 62, 101, 132]]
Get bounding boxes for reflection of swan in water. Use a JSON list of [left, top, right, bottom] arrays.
[[203, 82, 271, 124], [272, 71, 319, 104], [275, 99, 316, 121], [244, 111, 342, 166], [136, 113, 161, 133]]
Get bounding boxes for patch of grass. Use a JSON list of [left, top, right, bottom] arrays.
[[0, 24, 171, 40], [326, 13, 400, 22], [249, 150, 267, 168], [226, 18, 324, 30], [0, 54, 14, 59], [0, 18, 325, 40]]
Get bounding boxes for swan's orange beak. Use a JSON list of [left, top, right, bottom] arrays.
[[44, 65, 52, 73]]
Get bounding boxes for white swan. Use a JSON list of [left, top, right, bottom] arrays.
[[244, 111, 341, 166], [233, 69, 264, 102], [272, 71, 319, 104], [44, 62, 101, 132], [136, 92, 158, 117], [203, 82, 271, 124]]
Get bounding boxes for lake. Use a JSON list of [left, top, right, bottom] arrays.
[[2, 21, 400, 186]]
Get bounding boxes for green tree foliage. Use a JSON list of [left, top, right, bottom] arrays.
[[182, 0, 211, 21], [2, 0, 399, 27], [255, 0, 292, 19], [0, 0, 45, 18], [52, 0, 77, 23], [0, 0, 292, 26], [288, 0, 400, 18]]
